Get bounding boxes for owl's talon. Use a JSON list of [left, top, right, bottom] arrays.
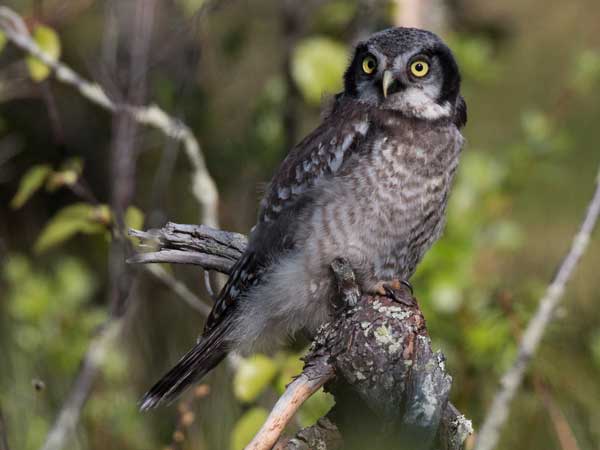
[[400, 280, 413, 295], [371, 280, 415, 307]]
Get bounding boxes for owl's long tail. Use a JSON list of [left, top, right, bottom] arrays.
[[139, 320, 231, 410]]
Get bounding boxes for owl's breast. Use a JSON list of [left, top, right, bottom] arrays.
[[302, 124, 462, 287]]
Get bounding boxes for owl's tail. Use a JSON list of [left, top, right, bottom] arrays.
[[139, 320, 231, 410]]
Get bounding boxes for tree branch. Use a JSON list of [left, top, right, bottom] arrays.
[[128, 222, 246, 273], [475, 166, 600, 450], [0, 5, 219, 227]]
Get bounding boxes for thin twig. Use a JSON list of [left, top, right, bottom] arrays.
[[203, 269, 217, 301], [475, 166, 600, 450], [533, 379, 581, 450], [0, 5, 219, 227], [144, 265, 211, 316], [244, 356, 335, 450]]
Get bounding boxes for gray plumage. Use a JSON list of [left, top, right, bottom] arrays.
[[141, 27, 467, 409]]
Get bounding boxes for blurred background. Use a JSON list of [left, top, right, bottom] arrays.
[[1, 0, 599, 449]]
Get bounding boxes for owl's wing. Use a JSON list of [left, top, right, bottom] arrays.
[[204, 101, 371, 332]]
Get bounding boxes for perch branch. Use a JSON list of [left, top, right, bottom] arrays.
[[0, 5, 218, 226], [275, 417, 343, 450], [475, 165, 600, 450]]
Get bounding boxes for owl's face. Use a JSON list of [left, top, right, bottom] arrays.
[[344, 28, 465, 125]]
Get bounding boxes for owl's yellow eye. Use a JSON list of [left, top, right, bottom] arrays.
[[362, 55, 377, 74], [410, 60, 430, 77]]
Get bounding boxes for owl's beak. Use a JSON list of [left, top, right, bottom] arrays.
[[382, 70, 401, 98]]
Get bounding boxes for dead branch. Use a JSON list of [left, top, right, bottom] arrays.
[[475, 166, 600, 450], [128, 222, 246, 273]]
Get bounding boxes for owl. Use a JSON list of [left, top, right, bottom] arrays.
[[141, 27, 467, 409]]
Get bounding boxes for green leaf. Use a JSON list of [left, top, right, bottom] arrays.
[[11, 164, 52, 209], [275, 353, 304, 394], [35, 203, 107, 253], [230, 407, 268, 450], [292, 37, 347, 105], [125, 206, 145, 230], [26, 25, 61, 82], [46, 158, 84, 191], [297, 388, 335, 427], [233, 354, 278, 402], [0, 31, 7, 54]]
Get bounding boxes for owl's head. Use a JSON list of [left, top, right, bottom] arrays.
[[344, 28, 466, 127]]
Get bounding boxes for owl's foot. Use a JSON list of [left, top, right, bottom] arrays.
[[371, 279, 415, 307]]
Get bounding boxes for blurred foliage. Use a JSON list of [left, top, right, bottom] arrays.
[[230, 407, 268, 450], [34, 202, 109, 253], [0, 31, 7, 53], [233, 354, 279, 403], [1, 0, 600, 450], [230, 351, 334, 442], [292, 36, 347, 105], [10, 163, 53, 208], [26, 24, 61, 82], [1, 254, 104, 449]]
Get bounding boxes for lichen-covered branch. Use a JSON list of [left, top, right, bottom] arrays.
[[0, 5, 218, 227], [475, 166, 600, 450], [309, 260, 470, 450], [276, 417, 343, 450]]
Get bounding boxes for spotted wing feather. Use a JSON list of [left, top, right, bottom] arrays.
[[204, 102, 371, 331]]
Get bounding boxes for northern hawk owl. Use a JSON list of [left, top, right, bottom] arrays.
[[142, 27, 467, 409]]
